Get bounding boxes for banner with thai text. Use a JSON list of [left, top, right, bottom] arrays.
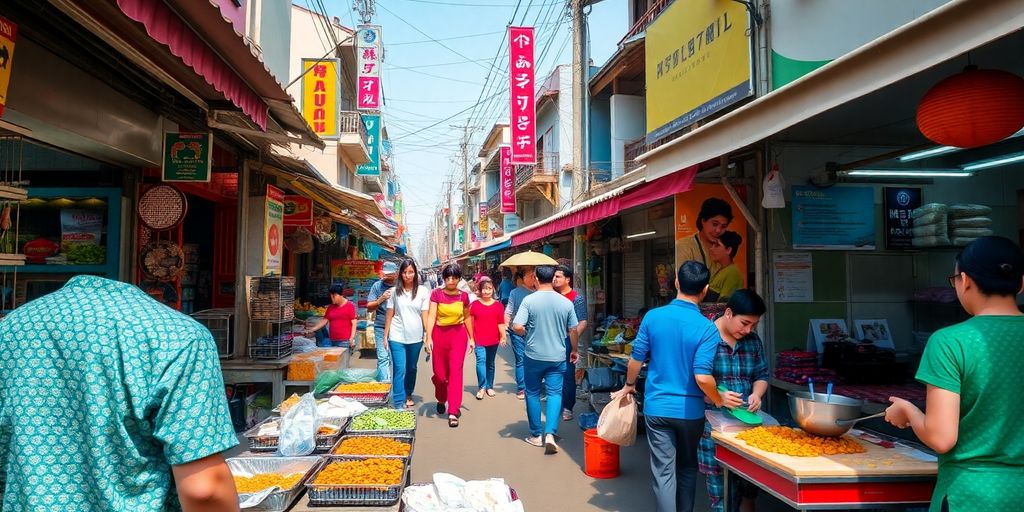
[[509, 27, 536, 164]]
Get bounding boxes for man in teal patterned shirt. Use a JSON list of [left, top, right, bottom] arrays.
[[0, 276, 240, 511]]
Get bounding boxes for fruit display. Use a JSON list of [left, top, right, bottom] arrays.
[[334, 437, 412, 457], [233, 472, 304, 493], [333, 382, 391, 394], [312, 458, 404, 486], [736, 426, 866, 457], [350, 409, 416, 432], [295, 300, 327, 317]]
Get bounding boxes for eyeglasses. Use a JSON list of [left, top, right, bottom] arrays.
[[947, 273, 962, 288]]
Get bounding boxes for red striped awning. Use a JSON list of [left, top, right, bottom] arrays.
[[116, 0, 268, 129]]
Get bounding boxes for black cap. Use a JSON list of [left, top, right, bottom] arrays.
[[957, 236, 1024, 281]]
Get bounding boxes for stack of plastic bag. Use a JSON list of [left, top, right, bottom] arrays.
[[911, 203, 950, 247], [402, 473, 524, 512], [949, 204, 993, 246]]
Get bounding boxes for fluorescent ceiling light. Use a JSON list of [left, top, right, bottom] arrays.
[[626, 230, 657, 239], [900, 128, 1024, 162], [841, 169, 973, 178], [899, 145, 959, 162], [961, 152, 1024, 171]]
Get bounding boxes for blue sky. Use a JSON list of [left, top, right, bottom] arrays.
[[318, 0, 628, 256]]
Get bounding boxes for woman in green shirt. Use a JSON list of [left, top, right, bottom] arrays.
[[885, 236, 1024, 512]]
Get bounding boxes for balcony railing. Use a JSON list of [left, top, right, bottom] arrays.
[[624, 137, 651, 174], [486, 192, 500, 211], [515, 152, 560, 188], [620, 0, 672, 46], [339, 112, 369, 143]]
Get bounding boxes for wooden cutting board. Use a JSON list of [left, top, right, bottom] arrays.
[[712, 431, 938, 477]]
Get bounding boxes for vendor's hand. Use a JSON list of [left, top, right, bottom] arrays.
[[885, 397, 915, 429], [721, 391, 744, 409], [569, 351, 579, 364], [746, 394, 763, 413]]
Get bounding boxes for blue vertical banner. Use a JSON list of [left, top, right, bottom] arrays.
[[356, 114, 381, 176]]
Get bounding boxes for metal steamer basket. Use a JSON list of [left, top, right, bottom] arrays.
[[330, 433, 416, 461], [227, 456, 320, 512], [243, 416, 349, 453], [305, 455, 409, 507]]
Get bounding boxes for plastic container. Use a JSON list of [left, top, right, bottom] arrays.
[[583, 428, 620, 479]]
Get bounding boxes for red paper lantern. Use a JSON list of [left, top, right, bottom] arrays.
[[916, 66, 1024, 149]]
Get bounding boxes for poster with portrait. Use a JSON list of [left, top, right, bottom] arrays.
[[674, 184, 749, 301]]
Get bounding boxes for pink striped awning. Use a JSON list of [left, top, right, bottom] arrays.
[[511, 166, 697, 246], [116, 0, 268, 129]]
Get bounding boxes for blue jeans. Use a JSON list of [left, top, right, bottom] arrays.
[[509, 330, 526, 393], [524, 357, 565, 437], [389, 341, 423, 408], [474, 345, 499, 390], [562, 338, 577, 413], [374, 327, 391, 382], [645, 414, 705, 512]]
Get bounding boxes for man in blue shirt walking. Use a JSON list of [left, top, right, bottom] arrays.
[[367, 261, 399, 381], [620, 261, 743, 512], [504, 267, 537, 399]]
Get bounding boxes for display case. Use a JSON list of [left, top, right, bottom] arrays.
[[0, 187, 121, 278]]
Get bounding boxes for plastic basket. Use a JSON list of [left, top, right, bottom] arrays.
[[305, 456, 408, 507], [243, 416, 348, 453]]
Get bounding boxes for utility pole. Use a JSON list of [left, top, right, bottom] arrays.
[[445, 179, 454, 262], [353, 0, 375, 24], [453, 124, 472, 253], [570, 0, 586, 205]]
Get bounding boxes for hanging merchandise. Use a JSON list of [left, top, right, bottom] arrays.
[[916, 65, 1024, 148], [313, 216, 335, 244], [762, 164, 786, 209], [140, 240, 185, 280], [138, 184, 187, 230], [284, 228, 314, 254]]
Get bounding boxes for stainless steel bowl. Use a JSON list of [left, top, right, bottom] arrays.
[[787, 391, 866, 437]]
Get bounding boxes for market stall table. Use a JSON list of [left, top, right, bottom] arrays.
[[221, 358, 291, 406], [712, 431, 936, 510], [288, 494, 401, 511]]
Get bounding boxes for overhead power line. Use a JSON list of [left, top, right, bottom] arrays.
[[390, 90, 504, 141], [394, 0, 562, 7], [376, 1, 504, 74]]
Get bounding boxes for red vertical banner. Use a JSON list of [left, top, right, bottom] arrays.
[[509, 26, 536, 165], [500, 146, 516, 213]]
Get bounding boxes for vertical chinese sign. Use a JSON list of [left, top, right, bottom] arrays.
[[509, 26, 536, 164], [500, 146, 516, 213], [0, 17, 16, 117], [356, 114, 381, 176], [356, 25, 382, 111], [301, 58, 339, 138], [264, 185, 285, 276], [478, 203, 488, 241]]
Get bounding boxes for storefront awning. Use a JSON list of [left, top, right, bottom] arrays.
[[638, 0, 1024, 181], [455, 236, 511, 262], [509, 166, 697, 247], [113, 0, 323, 147]]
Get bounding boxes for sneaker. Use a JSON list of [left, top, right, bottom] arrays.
[[436, 403, 446, 415], [516, 391, 525, 400], [561, 409, 573, 421], [544, 434, 559, 454], [524, 435, 543, 447]]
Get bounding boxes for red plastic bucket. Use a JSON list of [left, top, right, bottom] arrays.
[[583, 428, 620, 478]]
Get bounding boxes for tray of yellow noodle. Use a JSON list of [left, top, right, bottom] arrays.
[[227, 456, 320, 511]]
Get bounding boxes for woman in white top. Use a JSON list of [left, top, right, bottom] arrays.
[[383, 258, 431, 409]]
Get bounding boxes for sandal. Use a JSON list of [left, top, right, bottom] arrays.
[[475, 390, 485, 400], [436, 403, 446, 415], [516, 391, 525, 400], [448, 415, 460, 428], [486, 389, 496, 397], [405, 399, 415, 409]]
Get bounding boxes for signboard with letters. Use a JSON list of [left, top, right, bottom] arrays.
[[508, 27, 536, 164], [301, 58, 339, 138], [263, 185, 285, 275], [356, 114, 381, 176], [792, 186, 876, 250], [0, 16, 17, 117], [162, 132, 212, 182], [883, 187, 921, 249], [356, 25, 382, 110], [500, 146, 516, 213], [283, 195, 314, 227]]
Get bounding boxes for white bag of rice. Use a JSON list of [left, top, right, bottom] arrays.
[[950, 216, 992, 228], [949, 204, 992, 218]]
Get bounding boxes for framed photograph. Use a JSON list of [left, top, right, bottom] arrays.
[[852, 319, 895, 349], [807, 319, 850, 353]]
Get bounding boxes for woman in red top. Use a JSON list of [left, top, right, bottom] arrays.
[[425, 263, 474, 427], [470, 277, 508, 400], [306, 284, 357, 367]]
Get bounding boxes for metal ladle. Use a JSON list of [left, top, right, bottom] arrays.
[[835, 411, 886, 427]]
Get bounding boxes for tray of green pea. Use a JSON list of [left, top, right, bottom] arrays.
[[347, 408, 417, 435]]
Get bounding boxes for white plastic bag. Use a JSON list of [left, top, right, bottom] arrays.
[[761, 164, 786, 209], [597, 389, 637, 446], [278, 393, 318, 456]]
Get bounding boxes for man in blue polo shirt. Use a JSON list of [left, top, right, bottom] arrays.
[[620, 261, 744, 512]]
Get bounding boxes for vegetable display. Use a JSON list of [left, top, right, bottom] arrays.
[[313, 459, 404, 486], [736, 426, 866, 457], [350, 409, 415, 431], [233, 473, 303, 493], [334, 437, 411, 457]]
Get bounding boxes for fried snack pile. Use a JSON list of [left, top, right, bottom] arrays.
[[736, 426, 866, 457], [333, 436, 412, 457], [278, 393, 301, 413], [317, 424, 341, 436], [233, 473, 303, 493], [313, 459, 404, 486], [334, 382, 391, 393]]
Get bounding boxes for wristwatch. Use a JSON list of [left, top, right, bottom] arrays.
[[625, 381, 636, 387]]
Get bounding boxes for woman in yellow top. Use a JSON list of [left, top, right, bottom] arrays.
[[426, 263, 474, 428], [707, 230, 744, 303], [676, 197, 734, 277]]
